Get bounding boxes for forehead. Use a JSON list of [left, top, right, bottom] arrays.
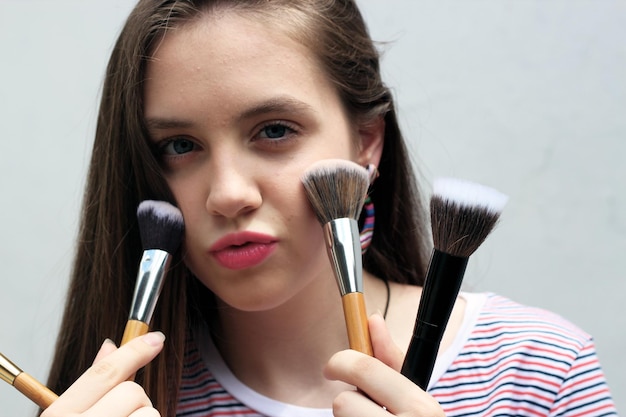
[[143, 11, 341, 118], [147, 9, 320, 82]]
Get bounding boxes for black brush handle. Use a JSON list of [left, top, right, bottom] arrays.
[[401, 250, 468, 389]]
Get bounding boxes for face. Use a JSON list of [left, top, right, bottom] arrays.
[[143, 12, 380, 312]]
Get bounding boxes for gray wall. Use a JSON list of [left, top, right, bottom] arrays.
[[1, 1, 623, 415]]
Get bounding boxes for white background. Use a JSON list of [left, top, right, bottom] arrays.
[[1, 1, 624, 415]]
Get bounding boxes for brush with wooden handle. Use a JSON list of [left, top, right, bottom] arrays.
[[121, 200, 184, 346], [0, 201, 184, 408], [401, 177, 508, 389], [1, 351, 58, 409], [301, 159, 373, 356]]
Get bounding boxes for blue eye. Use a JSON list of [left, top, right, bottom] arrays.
[[161, 138, 196, 155], [259, 124, 289, 139]]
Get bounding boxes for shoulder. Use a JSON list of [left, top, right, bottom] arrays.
[[471, 292, 592, 352], [454, 292, 601, 397], [432, 293, 618, 416]]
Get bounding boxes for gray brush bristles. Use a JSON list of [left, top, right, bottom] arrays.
[[301, 159, 370, 224], [137, 200, 185, 254], [431, 178, 508, 258]]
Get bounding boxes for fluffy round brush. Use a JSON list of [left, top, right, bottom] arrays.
[[301, 159, 373, 355], [0, 201, 186, 408], [121, 200, 184, 346], [401, 177, 508, 389], [137, 200, 185, 254]]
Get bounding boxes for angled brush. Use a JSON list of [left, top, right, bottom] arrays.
[[1, 351, 58, 408], [301, 159, 373, 356], [121, 200, 184, 346], [401, 177, 508, 389]]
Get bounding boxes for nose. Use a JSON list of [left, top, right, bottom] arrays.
[[205, 155, 262, 219]]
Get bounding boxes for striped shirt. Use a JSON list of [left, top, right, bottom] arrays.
[[176, 293, 617, 416]]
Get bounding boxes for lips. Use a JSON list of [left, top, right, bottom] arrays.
[[209, 232, 278, 270]]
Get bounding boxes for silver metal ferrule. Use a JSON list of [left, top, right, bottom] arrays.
[[323, 218, 363, 296], [128, 249, 172, 323]]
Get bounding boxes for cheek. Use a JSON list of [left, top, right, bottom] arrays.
[[270, 174, 315, 221], [166, 172, 207, 216], [267, 173, 324, 241], [166, 181, 208, 259]]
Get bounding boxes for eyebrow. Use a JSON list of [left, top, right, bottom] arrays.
[[144, 96, 316, 132], [236, 96, 316, 122], [144, 117, 194, 131]]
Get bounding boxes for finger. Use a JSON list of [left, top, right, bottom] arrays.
[[84, 380, 153, 417], [331, 389, 391, 417], [129, 408, 161, 417], [369, 313, 405, 372], [324, 349, 443, 415], [50, 331, 165, 413], [128, 407, 161, 417], [93, 339, 118, 365]]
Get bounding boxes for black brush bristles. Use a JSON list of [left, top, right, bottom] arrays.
[[137, 200, 185, 254], [301, 159, 370, 224], [431, 178, 508, 257]]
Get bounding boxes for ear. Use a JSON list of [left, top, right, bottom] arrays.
[[356, 116, 385, 168]]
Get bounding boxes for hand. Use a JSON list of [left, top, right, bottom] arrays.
[[324, 314, 445, 416], [41, 332, 165, 417]]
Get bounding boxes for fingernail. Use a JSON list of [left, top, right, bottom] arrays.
[[142, 331, 166, 346], [102, 338, 116, 347]]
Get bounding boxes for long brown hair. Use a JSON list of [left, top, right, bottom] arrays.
[[46, 1, 430, 415]]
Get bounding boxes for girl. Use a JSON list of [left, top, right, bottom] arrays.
[[42, 1, 616, 416]]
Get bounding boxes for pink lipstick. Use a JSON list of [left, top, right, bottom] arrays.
[[209, 232, 277, 270]]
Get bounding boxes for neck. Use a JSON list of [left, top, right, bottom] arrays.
[[208, 270, 388, 407]]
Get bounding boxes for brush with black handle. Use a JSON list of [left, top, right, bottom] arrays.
[[301, 159, 373, 356], [401, 177, 508, 389], [121, 200, 184, 346]]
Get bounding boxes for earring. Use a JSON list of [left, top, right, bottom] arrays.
[[359, 196, 375, 254], [360, 164, 379, 254], [360, 164, 378, 254], [366, 163, 379, 183]]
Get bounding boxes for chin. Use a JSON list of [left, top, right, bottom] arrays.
[[215, 290, 297, 314]]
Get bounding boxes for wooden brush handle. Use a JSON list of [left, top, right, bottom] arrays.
[[341, 292, 373, 356], [120, 320, 150, 382], [121, 319, 150, 346], [13, 372, 58, 409]]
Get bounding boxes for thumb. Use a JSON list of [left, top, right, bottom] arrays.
[[369, 313, 405, 371]]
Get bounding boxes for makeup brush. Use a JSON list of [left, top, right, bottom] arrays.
[[1, 352, 58, 408], [301, 159, 373, 356], [0, 202, 184, 407], [401, 177, 508, 389], [121, 200, 184, 346]]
